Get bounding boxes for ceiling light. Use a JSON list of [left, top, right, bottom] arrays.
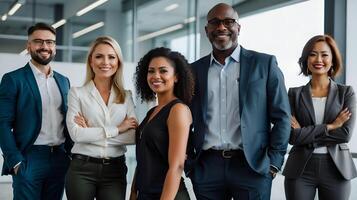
[[76, 0, 108, 16], [1, 14, 7, 21], [73, 22, 104, 39], [164, 3, 179, 12], [138, 24, 184, 42], [52, 19, 67, 29], [8, 2, 23, 16], [184, 17, 196, 24]]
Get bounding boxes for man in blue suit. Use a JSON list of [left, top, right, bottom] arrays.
[[0, 23, 72, 200], [187, 3, 291, 200]]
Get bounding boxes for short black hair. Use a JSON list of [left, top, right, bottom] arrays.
[[28, 22, 56, 36], [135, 47, 194, 105]]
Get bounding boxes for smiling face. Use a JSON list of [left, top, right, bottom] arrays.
[[147, 56, 177, 96], [307, 41, 333, 77], [90, 43, 119, 80], [205, 4, 240, 51], [27, 30, 56, 65]]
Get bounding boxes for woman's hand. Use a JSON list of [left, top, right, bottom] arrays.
[[327, 108, 352, 131], [117, 116, 138, 133], [74, 112, 88, 128], [291, 116, 301, 129]]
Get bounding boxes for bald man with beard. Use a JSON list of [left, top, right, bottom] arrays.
[[186, 3, 291, 200]]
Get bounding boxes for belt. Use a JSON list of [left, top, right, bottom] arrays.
[[72, 154, 125, 165], [205, 149, 244, 159], [32, 144, 63, 153]]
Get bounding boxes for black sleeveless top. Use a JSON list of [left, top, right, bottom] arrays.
[[135, 99, 185, 194]]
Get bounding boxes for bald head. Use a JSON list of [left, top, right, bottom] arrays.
[[207, 3, 239, 21]]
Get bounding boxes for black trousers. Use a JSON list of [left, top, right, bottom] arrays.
[[190, 150, 273, 200], [137, 179, 190, 200], [284, 154, 351, 200], [65, 154, 127, 200]]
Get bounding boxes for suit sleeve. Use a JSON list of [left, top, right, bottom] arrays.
[[266, 56, 291, 169], [0, 74, 24, 171], [288, 89, 328, 145], [66, 88, 119, 143], [314, 86, 356, 144]]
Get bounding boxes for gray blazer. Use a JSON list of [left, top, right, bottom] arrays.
[[283, 80, 357, 180]]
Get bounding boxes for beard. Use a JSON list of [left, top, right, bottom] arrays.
[[30, 49, 55, 65], [213, 40, 233, 51]]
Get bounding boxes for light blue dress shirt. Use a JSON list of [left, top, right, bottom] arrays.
[[203, 46, 242, 150]]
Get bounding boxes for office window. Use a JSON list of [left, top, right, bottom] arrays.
[[239, 0, 324, 89]]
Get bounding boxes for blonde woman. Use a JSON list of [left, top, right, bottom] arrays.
[[65, 36, 138, 200]]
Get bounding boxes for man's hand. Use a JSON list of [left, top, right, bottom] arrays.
[[14, 165, 20, 175]]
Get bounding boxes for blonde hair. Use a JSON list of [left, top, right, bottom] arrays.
[[85, 36, 126, 103]]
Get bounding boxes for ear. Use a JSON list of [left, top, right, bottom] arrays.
[[174, 73, 178, 83], [205, 26, 209, 37], [237, 23, 241, 35]]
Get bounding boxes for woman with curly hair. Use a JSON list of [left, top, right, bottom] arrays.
[[131, 47, 194, 200]]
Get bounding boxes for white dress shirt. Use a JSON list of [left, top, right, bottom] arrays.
[[29, 61, 65, 146], [66, 80, 136, 158]]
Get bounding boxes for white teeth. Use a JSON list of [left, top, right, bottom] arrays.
[[152, 81, 162, 86]]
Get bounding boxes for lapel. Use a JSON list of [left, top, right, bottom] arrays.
[[24, 64, 42, 116], [87, 80, 110, 114], [323, 80, 338, 123], [53, 71, 67, 113], [239, 47, 254, 113], [300, 82, 316, 124], [200, 55, 210, 122]]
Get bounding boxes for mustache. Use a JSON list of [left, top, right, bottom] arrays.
[[36, 49, 52, 54]]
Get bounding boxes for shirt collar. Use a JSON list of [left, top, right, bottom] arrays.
[[210, 45, 241, 66], [29, 60, 54, 78]]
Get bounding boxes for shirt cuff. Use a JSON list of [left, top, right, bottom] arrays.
[[13, 162, 21, 169], [270, 164, 279, 172], [104, 126, 119, 138]]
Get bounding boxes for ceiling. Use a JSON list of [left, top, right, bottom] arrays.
[[0, 0, 245, 55]]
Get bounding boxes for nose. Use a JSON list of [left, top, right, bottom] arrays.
[[216, 22, 227, 30], [316, 54, 323, 62], [103, 57, 110, 64]]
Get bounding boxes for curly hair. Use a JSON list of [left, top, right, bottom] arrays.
[[135, 47, 194, 105], [298, 34, 342, 79]]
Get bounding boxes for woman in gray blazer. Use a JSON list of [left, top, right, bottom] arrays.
[[283, 35, 356, 200]]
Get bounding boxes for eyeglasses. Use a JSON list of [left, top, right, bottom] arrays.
[[31, 39, 56, 47], [207, 18, 238, 28]]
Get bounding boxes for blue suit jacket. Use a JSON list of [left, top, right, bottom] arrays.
[[0, 63, 73, 175], [187, 47, 291, 175]]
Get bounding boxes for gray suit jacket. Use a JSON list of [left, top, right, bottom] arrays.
[[283, 80, 357, 180]]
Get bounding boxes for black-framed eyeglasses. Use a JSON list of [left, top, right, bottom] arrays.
[[31, 39, 56, 47], [207, 18, 238, 28]]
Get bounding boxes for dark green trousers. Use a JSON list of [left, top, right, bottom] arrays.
[[65, 155, 127, 200]]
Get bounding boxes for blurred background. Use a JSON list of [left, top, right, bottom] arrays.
[[0, 0, 356, 199]]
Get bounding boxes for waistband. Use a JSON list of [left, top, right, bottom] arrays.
[[72, 154, 125, 165], [31, 144, 64, 152]]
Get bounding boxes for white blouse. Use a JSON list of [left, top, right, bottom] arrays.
[[312, 96, 328, 154], [66, 80, 136, 158]]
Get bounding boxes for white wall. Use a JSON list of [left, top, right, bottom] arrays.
[[346, 0, 357, 153]]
